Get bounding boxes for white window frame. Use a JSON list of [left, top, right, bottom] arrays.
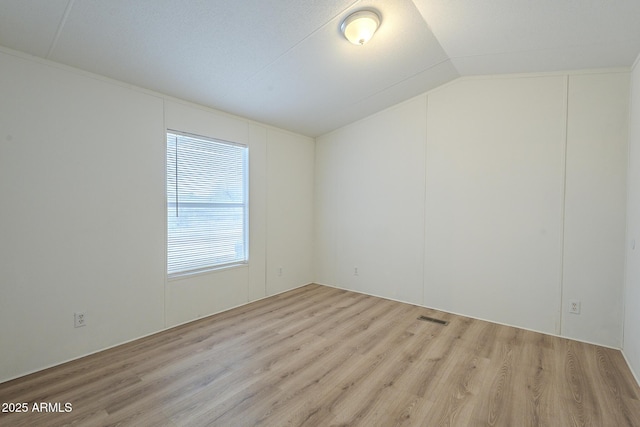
[[166, 130, 249, 278]]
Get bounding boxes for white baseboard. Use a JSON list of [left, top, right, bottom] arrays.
[[622, 350, 640, 389]]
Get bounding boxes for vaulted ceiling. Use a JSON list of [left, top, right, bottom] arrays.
[[1, 0, 639, 137]]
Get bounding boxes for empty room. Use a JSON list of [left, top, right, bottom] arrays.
[[1, 1, 640, 426]]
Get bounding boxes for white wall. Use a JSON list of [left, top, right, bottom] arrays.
[[424, 76, 567, 334], [0, 51, 165, 382], [624, 57, 640, 382], [315, 97, 427, 303], [563, 73, 629, 346], [266, 129, 315, 295], [0, 49, 314, 382], [316, 71, 630, 346]]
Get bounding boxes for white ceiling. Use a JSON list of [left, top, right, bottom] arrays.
[[1, 0, 639, 137]]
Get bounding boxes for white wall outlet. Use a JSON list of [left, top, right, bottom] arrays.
[[569, 300, 581, 314], [278, 267, 283, 277], [354, 266, 359, 276], [74, 312, 87, 328]]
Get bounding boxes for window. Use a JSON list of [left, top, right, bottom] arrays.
[[166, 130, 248, 277]]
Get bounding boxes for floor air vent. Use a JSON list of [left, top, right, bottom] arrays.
[[418, 315, 449, 325]]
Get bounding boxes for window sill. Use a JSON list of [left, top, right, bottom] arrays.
[[168, 262, 249, 282]]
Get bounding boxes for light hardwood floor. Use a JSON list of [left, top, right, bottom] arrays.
[[1, 284, 639, 426]]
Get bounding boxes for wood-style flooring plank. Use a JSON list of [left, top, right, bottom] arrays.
[[1, 283, 639, 426]]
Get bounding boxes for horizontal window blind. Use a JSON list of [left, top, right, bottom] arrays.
[[167, 131, 248, 277]]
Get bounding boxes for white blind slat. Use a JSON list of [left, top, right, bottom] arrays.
[[167, 131, 248, 277]]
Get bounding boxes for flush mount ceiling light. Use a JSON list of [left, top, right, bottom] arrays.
[[341, 10, 381, 45]]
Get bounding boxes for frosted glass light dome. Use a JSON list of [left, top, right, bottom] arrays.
[[341, 10, 381, 45]]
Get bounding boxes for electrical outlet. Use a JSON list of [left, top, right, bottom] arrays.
[[354, 267, 359, 276], [569, 300, 581, 315], [278, 267, 283, 277], [74, 312, 86, 328]]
